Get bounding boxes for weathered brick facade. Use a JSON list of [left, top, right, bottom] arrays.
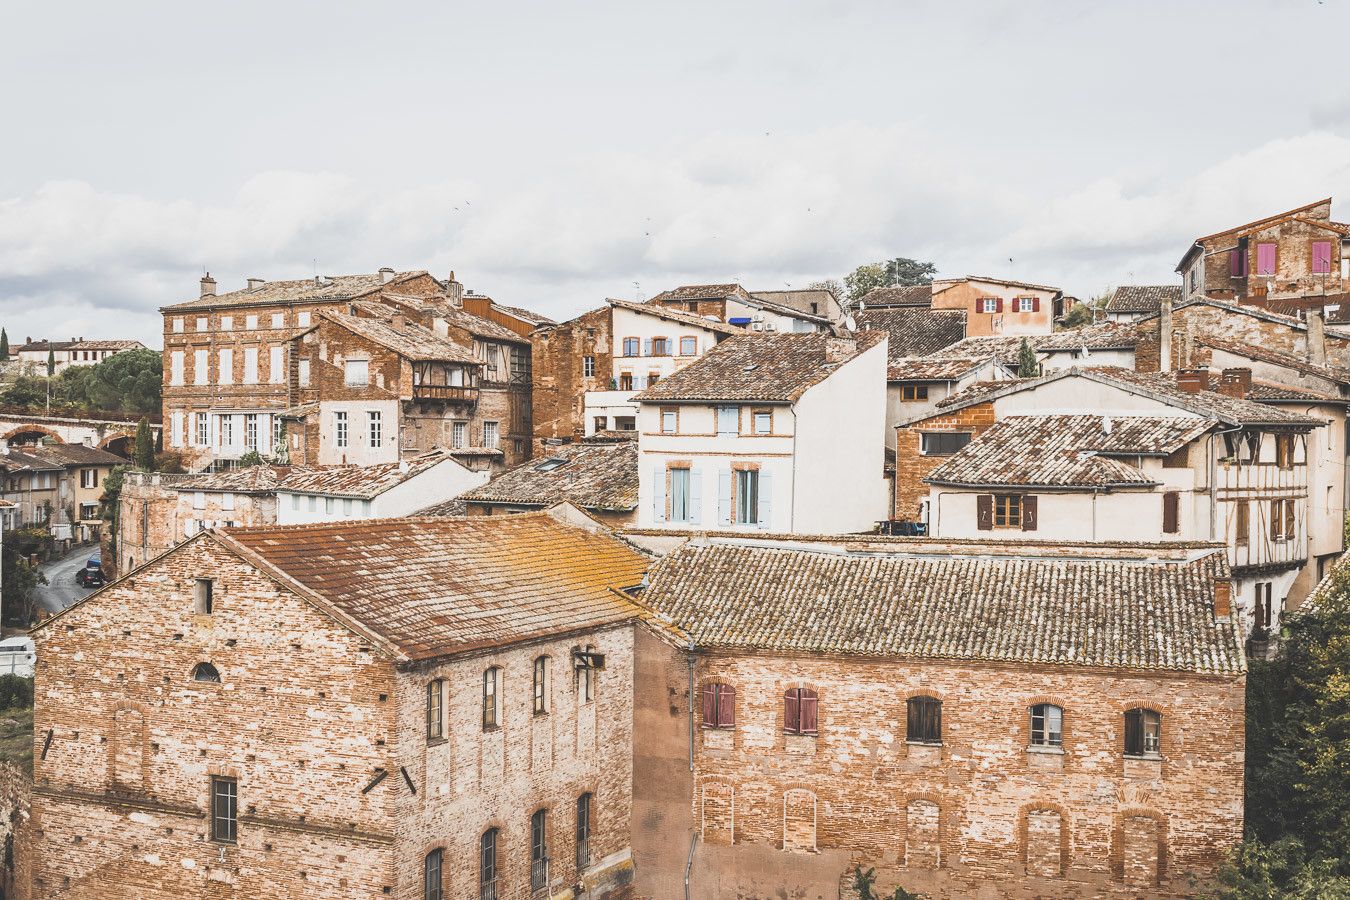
[[1135, 300, 1350, 373], [531, 307, 613, 451], [892, 402, 995, 521]]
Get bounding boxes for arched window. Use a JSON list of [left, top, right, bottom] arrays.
[[701, 683, 736, 729], [483, 667, 502, 730], [576, 792, 593, 868], [192, 662, 221, 683], [783, 688, 818, 735], [479, 827, 499, 898], [1030, 704, 1063, 747], [533, 656, 549, 716], [906, 696, 942, 744], [1124, 708, 1161, 757], [426, 679, 444, 741], [423, 848, 443, 900]]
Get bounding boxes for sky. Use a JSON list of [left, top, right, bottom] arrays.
[[4, 0, 1350, 347]]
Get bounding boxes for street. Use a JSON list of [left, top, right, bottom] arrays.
[[34, 545, 99, 615]]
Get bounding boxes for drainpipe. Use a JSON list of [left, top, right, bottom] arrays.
[[684, 832, 698, 900], [685, 644, 698, 900], [1209, 426, 1243, 540]]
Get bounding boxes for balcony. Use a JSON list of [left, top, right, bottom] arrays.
[[412, 384, 479, 403]]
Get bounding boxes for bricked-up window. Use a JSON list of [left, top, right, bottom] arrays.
[[680, 336, 698, 356], [783, 688, 818, 735], [426, 679, 444, 741], [1030, 704, 1063, 747], [192, 662, 221, 683], [533, 656, 549, 716], [530, 808, 548, 891], [344, 358, 369, 386], [482, 667, 502, 729], [423, 848, 442, 900], [906, 696, 942, 744], [582, 355, 595, 377], [479, 828, 499, 900], [622, 337, 639, 357], [1270, 498, 1296, 541], [194, 579, 214, 615], [576, 792, 592, 868], [210, 776, 237, 843], [1275, 433, 1295, 469], [919, 432, 970, 456], [702, 683, 736, 729], [1124, 708, 1161, 757]]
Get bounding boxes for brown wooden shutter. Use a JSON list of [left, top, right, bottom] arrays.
[[720, 685, 736, 728], [800, 690, 818, 735], [783, 689, 800, 734], [1032, 297, 1041, 312], [977, 494, 994, 530], [1162, 492, 1179, 534], [1125, 709, 1143, 755], [1021, 495, 1038, 531], [996, 298, 1004, 313], [702, 684, 716, 726]]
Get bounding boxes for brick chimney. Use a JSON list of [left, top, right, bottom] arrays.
[[1307, 307, 1327, 367], [380, 267, 396, 285], [247, 277, 265, 291], [391, 314, 406, 331], [1159, 287, 1173, 371], [1213, 579, 1232, 620], [825, 336, 857, 364], [1176, 369, 1208, 393], [1219, 367, 1252, 399], [200, 273, 216, 298]]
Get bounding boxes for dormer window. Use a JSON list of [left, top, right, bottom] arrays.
[[534, 458, 569, 472]]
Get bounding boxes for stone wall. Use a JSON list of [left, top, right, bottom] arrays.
[[531, 307, 612, 452]]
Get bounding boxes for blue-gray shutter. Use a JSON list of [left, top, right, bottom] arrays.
[[689, 469, 703, 525], [652, 466, 666, 523], [757, 471, 773, 529], [717, 470, 732, 526], [642, 338, 652, 356], [635, 375, 647, 390]]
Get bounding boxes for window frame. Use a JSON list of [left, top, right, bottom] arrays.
[[194, 578, 214, 615], [733, 468, 760, 525], [660, 407, 679, 434], [530, 808, 549, 891], [423, 848, 443, 900], [1275, 433, 1295, 469], [919, 431, 971, 456], [994, 493, 1023, 528], [210, 776, 237, 843], [344, 358, 370, 387], [679, 336, 698, 356], [368, 410, 382, 448], [582, 355, 595, 377], [622, 337, 639, 357], [426, 678, 444, 742], [783, 687, 818, 736], [192, 661, 221, 683], [576, 792, 593, 869], [669, 466, 692, 523], [482, 666, 502, 730], [651, 336, 671, 356], [1124, 707, 1161, 758], [480, 827, 499, 899], [335, 411, 348, 448], [899, 383, 930, 402], [752, 409, 772, 435], [1030, 703, 1063, 748], [702, 682, 736, 729], [532, 656, 549, 717], [906, 695, 942, 744]]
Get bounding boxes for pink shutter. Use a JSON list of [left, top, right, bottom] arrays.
[[1257, 242, 1277, 276], [1230, 249, 1242, 276], [800, 690, 818, 734], [720, 685, 736, 727], [784, 689, 799, 733], [1314, 241, 1332, 274]]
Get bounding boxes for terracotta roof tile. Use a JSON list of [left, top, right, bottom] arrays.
[[648, 283, 747, 303], [163, 271, 431, 311], [321, 311, 482, 364], [855, 307, 966, 358], [606, 298, 740, 335], [1105, 285, 1182, 315], [888, 356, 1003, 382], [858, 284, 933, 308], [176, 465, 301, 493], [1197, 335, 1350, 386], [460, 441, 637, 511], [276, 450, 458, 500]]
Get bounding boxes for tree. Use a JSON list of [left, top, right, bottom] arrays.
[[45, 349, 54, 378], [883, 258, 937, 287], [0, 329, 9, 359], [808, 279, 845, 301], [842, 257, 938, 306], [237, 450, 265, 467], [852, 867, 925, 900], [1, 553, 47, 628], [1017, 339, 1040, 378], [844, 264, 889, 305], [133, 417, 154, 471]]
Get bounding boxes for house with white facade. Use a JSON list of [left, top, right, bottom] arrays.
[[12, 337, 147, 376], [633, 331, 888, 535], [274, 449, 487, 524]]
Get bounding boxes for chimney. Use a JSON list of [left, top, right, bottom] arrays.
[[1220, 367, 1252, 399], [1101, 415, 1113, 435], [825, 336, 857, 364], [445, 271, 464, 307], [391, 314, 405, 331], [1159, 287, 1173, 371], [380, 267, 396, 284], [1307, 307, 1327, 367], [1176, 369, 1208, 393], [200, 273, 216, 298], [247, 277, 265, 291], [1213, 579, 1232, 621]]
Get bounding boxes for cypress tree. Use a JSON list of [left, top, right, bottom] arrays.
[[133, 417, 155, 471], [1016, 338, 1040, 378], [0, 329, 9, 359]]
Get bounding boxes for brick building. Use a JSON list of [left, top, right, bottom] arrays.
[[625, 532, 1246, 899], [28, 509, 648, 900], [859, 276, 1068, 335]]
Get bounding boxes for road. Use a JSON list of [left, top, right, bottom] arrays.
[[34, 545, 100, 615]]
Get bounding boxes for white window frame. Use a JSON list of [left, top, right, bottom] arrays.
[[335, 411, 348, 448], [368, 411, 382, 448]]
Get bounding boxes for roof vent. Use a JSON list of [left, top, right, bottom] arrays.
[[247, 278, 265, 291], [380, 267, 396, 284]]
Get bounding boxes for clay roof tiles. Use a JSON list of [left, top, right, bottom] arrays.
[[276, 450, 457, 500], [175, 465, 301, 493], [606, 298, 740, 335], [163, 271, 432, 311], [855, 307, 966, 358], [858, 284, 934, 308], [648, 283, 748, 303], [459, 441, 638, 512], [320, 311, 482, 364], [1105, 285, 1183, 315]]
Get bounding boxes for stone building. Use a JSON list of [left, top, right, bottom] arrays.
[[456, 439, 638, 526], [859, 277, 1069, 335], [625, 531, 1246, 899], [28, 508, 648, 900], [0, 440, 124, 541]]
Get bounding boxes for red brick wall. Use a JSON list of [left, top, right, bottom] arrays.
[[531, 307, 612, 450], [893, 403, 995, 520]]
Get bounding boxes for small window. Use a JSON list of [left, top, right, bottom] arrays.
[[994, 493, 1022, 528], [615, 416, 636, 431], [661, 408, 678, 433], [345, 359, 369, 386], [197, 316, 210, 332], [1124, 708, 1161, 757], [271, 313, 285, 329], [452, 421, 467, 449], [753, 410, 772, 434], [335, 411, 348, 448], [593, 416, 608, 433], [652, 337, 671, 356], [1030, 704, 1063, 747], [172, 317, 184, 333], [483, 667, 502, 729], [919, 432, 971, 456], [1017, 297, 1036, 312], [211, 776, 237, 843], [423, 848, 443, 900], [530, 808, 548, 892], [716, 405, 740, 436], [480, 828, 499, 899], [702, 683, 736, 729], [680, 336, 698, 356], [533, 656, 549, 716], [734, 469, 759, 525], [618, 372, 634, 391], [1270, 498, 1296, 541], [297, 311, 311, 327], [981, 298, 998, 313], [426, 679, 444, 741], [194, 578, 214, 615], [900, 384, 929, 401], [582, 355, 595, 377], [1275, 434, 1294, 469], [906, 695, 942, 744], [483, 421, 499, 449], [576, 792, 593, 868], [368, 411, 382, 448], [534, 457, 569, 472], [192, 662, 221, 683], [577, 644, 598, 703], [783, 687, 818, 735], [669, 467, 692, 523]]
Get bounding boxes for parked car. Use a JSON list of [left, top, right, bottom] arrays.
[[75, 556, 103, 588]]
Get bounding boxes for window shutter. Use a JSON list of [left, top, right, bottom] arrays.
[[1031, 297, 1040, 312], [1125, 710, 1143, 756], [800, 690, 818, 734], [1258, 242, 1277, 275], [1021, 495, 1038, 531], [720, 684, 736, 727], [757, 471, 773, 529], [689, 470, 703, 525], [1230, 249, 1242, 276], [976, 494, 993, 530], [642, 338, 652, 357], [784, 689, 800, 733], [973, 298, 982, 313], [996, 298, 1004, 313], [1269, 501, 1279, 541], [717, 470, 732, 526], [1162, 492, 1179, 534], [702, 684, 716, 726], [1314, 241, 1332, 274], [652, 466, 666, 523]]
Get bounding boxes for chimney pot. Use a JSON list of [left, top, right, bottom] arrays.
[[1214, 579, 1232, 620], [1176, 369, 1207, 393], [380, 267, 396, 284], [1220, 367, 1252, 399], [247, 277, 265, 291], [200, 273, 216, 298]]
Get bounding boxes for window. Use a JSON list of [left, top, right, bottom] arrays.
[[753, 410, 772, 434], [618, 372, 633, 391], [479, 828, 499, 900], [1256, 242, 1277, 276], [271, 313, 284, 329], [192, 662, 221, 683], [906, 696, 942, 744], [1124, 708, 1161, 757], [530, 808, 548, 892], [994, 493, 1022, 528], [368, 411, 382, 448], [218, 348, 233, 384], [661, 408, 678, 433], [1189, 266, 1199, 292], [451, 421, 467, 449], [482, 667, 501, 729], [578, 645, 597, 702], [669, 467, 691, 523], [1271, 498, 1296, 541], [1235, 499, 1250, 545], [582, 355, 595, 377], [783, 688, 818, 735], [716, 405, 740, 437], [622, 337, 639, 357], [80, 468, 98, 488], [1017, 297, 1037, 312], [483, 421, 499, 449], [298, 359, 310, 387], [652, 337, 670, 356], [647, 372, 660, 386], [981, 298, 999, 313], [196, 413, 209, 447], [426, 679, 444, 741], [680, 336, 698, 356], [245, 414, 258, 451], [197, 317, 210, 332], [1030, 704, 1063, 747], [343, 498, 353, 516], [170, 350, 185, 386], [1275, 433, 1295, 469], [1313, 240, 1333, 275], [593, 416, 608, 433], [335, 412, 348, 448], [1255, 581, 1274, 631], [702, 683, 736, 728], [243, 347, 259, 384], [210, 776, 237, 842], [345, 359, 369, 386], [269, 346, 284, 384], [220, 316, 233, 331], [1230, 247, 1248, 277], [1162, 491, 1180, 534], [297, 311, 311, 327], [194, 349, 209, 385], [533, 656, 549, 716], [193, 491, 206, 510], [245, 315, 258, 330], [734, 469, 759, 525], [423, 848, 443, 900], [919, 432, 971, 455], [900, 384, 929, 401], [172, 317, 184, 333], [219, 415, 235, 447], [576, 793, 592, 868], [614, 416, 636, 431], [194, 579, 213, 615]]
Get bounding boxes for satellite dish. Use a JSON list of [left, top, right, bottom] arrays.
[[844, 315, 857, 331]]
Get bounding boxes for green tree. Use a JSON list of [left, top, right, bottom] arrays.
[[882, 257, 937, 287], [1203, 838, 1350, 899], [1016, 339, 1040, 378], [133, 417, 154, 471], [843, 257, 937, 305], [1, 556, 47, 628], [844, 263, 889, 304], [0, 329, 9, 359], [45, 349, 54, 378], [237, 450, 265, 467]]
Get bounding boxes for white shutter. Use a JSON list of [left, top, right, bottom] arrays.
[[651, 466, 666, 523], [757, 471, 773, 530], [170, 412, 184, 448], [689, 469, 703, 525], [642, 338, 652, 356], [717, 470, 732, 526]]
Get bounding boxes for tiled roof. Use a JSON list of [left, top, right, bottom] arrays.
[[0, 442, 126, 472], [163, 271, 431, 311], [1198, 335, 1350, 386], [649, 283, 747, 303], [607, 298, 740, 335], [220, 512, 650, 660], [321, 311, 482, 364], [175, 465, 300, 493], [858, 284, 933, 308], [935, 322, 1140, 358], [637, 539, 1242, 674], [925, 415, 1214, 488], [490, 302, 556, 327], [945, 275, 1061, 293], [633, 331, 886, 403], [0, 449, 64, 473], [460, 441, 637, 511], [17, 338, 146, 353], [379, 293, 530, 345], [276, 450, 457, 499], [1105, 285, 1182, 315], [888, 356, 1001, 382], [855, 307, 966, 358], [413, 498, 467, 516]]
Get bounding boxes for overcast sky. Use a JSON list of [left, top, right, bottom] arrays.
[[4, 0, 1350, 346]]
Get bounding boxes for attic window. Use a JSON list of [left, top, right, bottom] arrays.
[[192, 662, 221, 683], [534, 458, 570, 472]]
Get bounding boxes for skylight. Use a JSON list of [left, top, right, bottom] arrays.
[[534, 457, 570, 472]]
